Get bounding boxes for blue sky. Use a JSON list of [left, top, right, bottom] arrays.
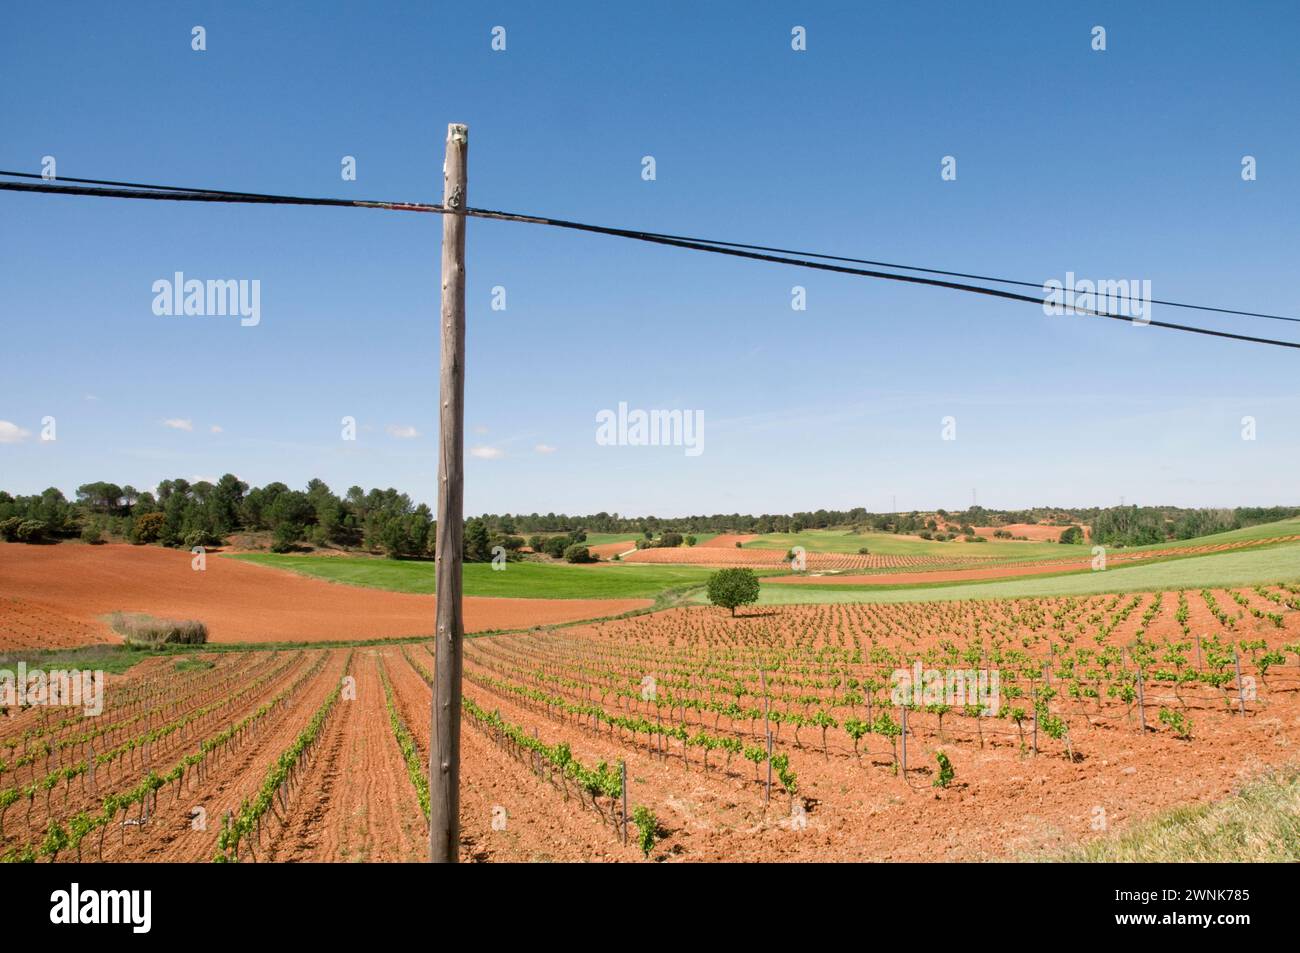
[[2, 1, 1298, 515]]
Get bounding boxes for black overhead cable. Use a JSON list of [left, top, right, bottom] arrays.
[[2, 170, 1297, 351], [7, 169, 1291, 326]]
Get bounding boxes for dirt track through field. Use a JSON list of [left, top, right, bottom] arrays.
[[0, 543, 650, 647]]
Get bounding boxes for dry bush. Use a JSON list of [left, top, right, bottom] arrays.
[[108, 611, 208, 647]]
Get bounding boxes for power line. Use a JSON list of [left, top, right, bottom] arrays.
[[7, 169, 1294, 327], [3, 172, 1298, 351]]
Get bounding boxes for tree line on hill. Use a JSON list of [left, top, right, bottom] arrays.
[[2, 481, 1296, 556], [0, 478, 513, 562], [472, 504, 1300, 545]]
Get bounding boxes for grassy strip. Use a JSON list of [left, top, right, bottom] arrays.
[[1045, 764, 1300, 862], [0, 645, 150, 677], [226, 552, 715, 599]]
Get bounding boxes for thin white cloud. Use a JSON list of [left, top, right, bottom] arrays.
[[162, 418, 194, 432], [470, 446, 504, 459], [84, 394, 100, 402], [534, 443, 557, 454], [386, 424, 419, 439], [473, 425, 489, 435], [210, 425, 223, 434], [0, 420, 32, 444]]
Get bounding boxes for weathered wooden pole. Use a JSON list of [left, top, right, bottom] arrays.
[[431, 122, 468, 864]]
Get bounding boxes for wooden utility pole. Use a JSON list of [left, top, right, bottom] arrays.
[[431, 122, 468, 864]]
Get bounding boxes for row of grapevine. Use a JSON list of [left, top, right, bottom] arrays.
[[214, 651, 353, 862]]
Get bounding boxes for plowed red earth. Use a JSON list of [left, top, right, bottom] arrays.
[[972, 523, 1091, 542], [697, 534, 757, 548], [0, 543, 649, 647], [587, 540, 636, 559], [4, 588, 1299, 862]]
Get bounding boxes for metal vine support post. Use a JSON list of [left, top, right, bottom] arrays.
[[431, 122, 468, 864]]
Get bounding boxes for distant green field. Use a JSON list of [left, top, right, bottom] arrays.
[[749, 542, 1300, 605], [228, 553, 715, 600], [743, 528, 1088, 561], [580, 533, 640, 547]]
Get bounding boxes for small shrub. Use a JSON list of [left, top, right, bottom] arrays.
[[270, 523, 303, 553], [933, 751, 955, 788], [131, 512, 166, 544], [857, 546, 870, 554], [563, 543, 595, 563], [15, 520, 47, 543], [632, 805, 658, 858], [108, 612, 208, 647], [1158, 707, 1192, 740], [0, 517, 23, 541], [183, 529, 223, 549], [80, 523, 104, 545], [544, 536, 571, 558]]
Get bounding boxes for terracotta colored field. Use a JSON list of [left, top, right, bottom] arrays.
[[0, 543, 650, 647], [4, 584, 1299, 862], [972, 523, 1090, 542], [586, 540, 637, 560], [696, 533, 757, 548]]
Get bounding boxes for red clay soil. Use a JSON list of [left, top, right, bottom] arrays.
[[972, 523, 1090, 542], [6, 590, 1300, 862], [0, 543, 650, 647], [383, 645, 641, 861], [452, 596, 1300, 861], [698, 534, 758, 548], [587, 540, 637, 560]]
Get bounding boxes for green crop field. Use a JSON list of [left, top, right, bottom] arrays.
[[228, 553, 715, 600], [579, 533, 641, 547]]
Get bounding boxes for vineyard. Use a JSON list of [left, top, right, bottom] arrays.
[[621, 534, 1300, 577], [3, 581, 1298, 861], [621, 547, 1001, 571]]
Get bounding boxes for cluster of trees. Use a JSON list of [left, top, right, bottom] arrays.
[[0, 478, 512, 561], [524, 530, 593, 563], [634, 530, 691, 549]]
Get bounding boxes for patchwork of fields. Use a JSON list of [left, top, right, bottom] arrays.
[[3, 521, 1300, 862]]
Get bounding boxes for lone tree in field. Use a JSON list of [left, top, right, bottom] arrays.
[[707, 568, 760, 617]]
